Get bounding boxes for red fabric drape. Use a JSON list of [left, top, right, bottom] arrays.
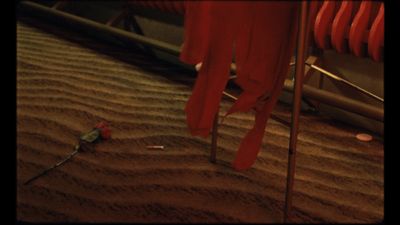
[[180, 1, 299, 170]]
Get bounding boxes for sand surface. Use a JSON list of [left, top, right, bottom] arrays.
[[17, 18, 384, 223]]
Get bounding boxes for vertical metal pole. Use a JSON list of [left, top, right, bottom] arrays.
[[315, 70, 325, 111], [284, 1, 309, 223], [51, 1, 69, 10], [106, 10, 128, 26], [210, 109, 219, 163]]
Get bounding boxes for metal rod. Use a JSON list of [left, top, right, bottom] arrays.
[[122, 11, 157, 58], [51, 1, 69, 10], [106, 10, 128, 26], [308, 63, 384, 102], [290, 61, 384, 103], [222, 91, 238, 101], [284, 80, 383, 122], [284, 1, 309, 222], [210, 109, 219, 163], [18, 1, 383, 122], [222, 91, 291, 127], [315, 68, 325, 110], [18, 1, 181, 56]]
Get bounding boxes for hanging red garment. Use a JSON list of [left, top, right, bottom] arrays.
[[180, 1, 299, 171]]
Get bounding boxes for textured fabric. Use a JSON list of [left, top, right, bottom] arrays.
[[180, 1, 299, 170]]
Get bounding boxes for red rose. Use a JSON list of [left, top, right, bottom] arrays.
[[95, 121, 111, 140]]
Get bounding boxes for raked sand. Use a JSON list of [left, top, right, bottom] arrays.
[[17, 17, 384, 223]]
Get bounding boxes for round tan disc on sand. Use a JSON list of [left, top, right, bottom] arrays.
[[356, 133, 373, 142]]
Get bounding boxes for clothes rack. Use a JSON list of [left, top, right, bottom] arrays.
[[18, 1, 383, 222]]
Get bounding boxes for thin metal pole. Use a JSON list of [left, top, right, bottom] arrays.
[[18, 1, 181, 56], [308, 63, 384, 102], [284, 1, 309, 223], [222, 91, 291, 127], [106, 10, 128, 26], [283, 79, 383, 122], [51, 1, 69, 10], [123, 10, 157, 57], [316, 68, 325, 110], [210, 109, 219, 163], [290, 61, 384, 103]]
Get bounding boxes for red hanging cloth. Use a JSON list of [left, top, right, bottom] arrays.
[[180, 1, 299, 170]]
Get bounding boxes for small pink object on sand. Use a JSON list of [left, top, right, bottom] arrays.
[[356, 133, 373, 142], [146, 145, 164, 150]]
